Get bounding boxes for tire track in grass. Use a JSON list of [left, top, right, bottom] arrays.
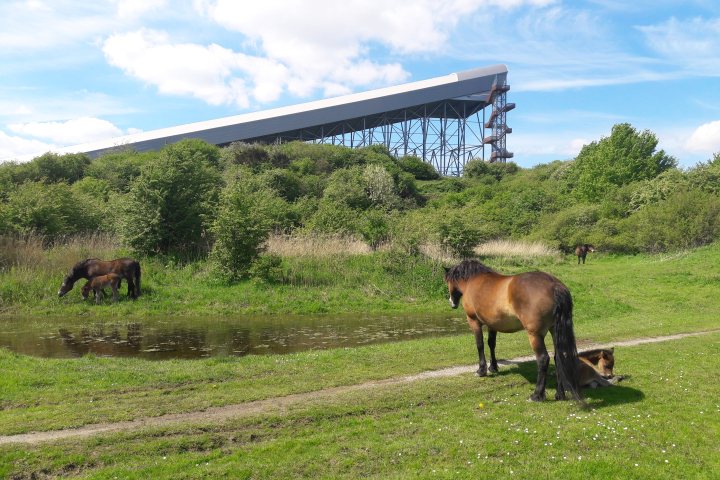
[[1, 329, 717, 445]]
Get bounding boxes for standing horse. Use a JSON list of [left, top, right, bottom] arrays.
[[81, 273, 122, 304], [58, 258, 141, 299], [444, 260, 583, 403], [575, 244, 595, 264]]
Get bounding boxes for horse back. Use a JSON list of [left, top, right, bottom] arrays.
[[87, 258, 138, 278], [506, 272, 567, 331]]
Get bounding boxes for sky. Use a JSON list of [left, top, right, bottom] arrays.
[[1, 0, 720, 168]]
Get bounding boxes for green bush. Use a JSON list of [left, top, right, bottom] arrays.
[[437, 217, 483, 258], [248, 254, 287, 284], [84, 150, 152, 192], [398, 155, 440, 180], [359, 209, 391, 249], [530, 203, 601, 251], [304, 200, 360, 235], [622, 189, 720, 252], [3, 181, 95, 238], [209, 175, 279, 282], [120, 140, 220, 257]]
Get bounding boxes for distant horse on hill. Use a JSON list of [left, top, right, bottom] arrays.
[[575, 244, 595, 264]]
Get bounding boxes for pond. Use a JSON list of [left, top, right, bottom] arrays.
[[0, 313, 467, 360]]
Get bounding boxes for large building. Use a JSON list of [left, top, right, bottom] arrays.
[[65, 64, 513, 176]]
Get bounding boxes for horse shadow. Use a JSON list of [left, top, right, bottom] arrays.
[[494, 359, 644, 408]]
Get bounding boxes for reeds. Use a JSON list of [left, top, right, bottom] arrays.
[[266, 233, 371, 257], [0, 233, 122, 273], [474, 239, 560, 259]]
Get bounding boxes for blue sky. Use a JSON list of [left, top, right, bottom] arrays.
[[2, 0, 720, 168]]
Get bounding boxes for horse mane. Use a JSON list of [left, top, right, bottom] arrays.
[[444, 260, 496, 282]]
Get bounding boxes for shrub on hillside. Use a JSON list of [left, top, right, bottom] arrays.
[[121, 140, 220, 257], [84, 150, 152, 192], [2, 181, 98, 238], [622, 189, 720, 252], [209, 176, 279, 282], [398, 155, 440, 180]]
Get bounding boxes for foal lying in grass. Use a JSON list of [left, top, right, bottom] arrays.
[[577, 348, 624, 388], [81, 273, 121, 304]]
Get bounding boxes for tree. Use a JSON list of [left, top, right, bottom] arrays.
[[210, 175, 280, 282], [120, 140, 220, 257], [568, 123, 677, 202]]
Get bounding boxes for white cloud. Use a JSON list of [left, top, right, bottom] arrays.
[[102, 29, 293, 108], [8, 117, 124, 144], [0, 130, 56, 162], [686, 120, 720, 154], [639, 17, 720, 75], [115, 0, 167, 18]]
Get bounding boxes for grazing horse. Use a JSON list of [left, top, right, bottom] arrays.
[[575, 244, 595, 264], [578, 348, 624, 388], [444, 260, 583, 403], [81, 273, 121, 304], [58, 258, 141, 299]]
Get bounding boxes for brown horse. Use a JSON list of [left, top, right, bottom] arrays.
[[575, 244, 595, 264], [578, 348, 624, 388], [444, 260, 583, 403], [58, 258, 141, 299], [81, 273, 122, 304]]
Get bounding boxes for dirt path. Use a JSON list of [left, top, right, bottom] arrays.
[[1, 330, 716, 446]]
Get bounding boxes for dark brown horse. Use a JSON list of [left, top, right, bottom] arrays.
[[58, 258, 141, 299], [575, 244, 595, 264], [444, 260, 583, 403]]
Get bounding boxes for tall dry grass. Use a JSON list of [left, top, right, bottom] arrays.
[[474, 239, 560, 259], [266, 233, 371, 257], [0, 233, 123, 273]]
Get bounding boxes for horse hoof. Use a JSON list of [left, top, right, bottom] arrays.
[[555, 392, 567, 401], [529, 393, 546, 402], [476, 369, 487, 377], [488, 366, 499, 374]]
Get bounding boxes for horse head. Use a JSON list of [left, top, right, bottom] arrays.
[[597, 348, 615, 378], [443, 267, 463, 309], [58, 260, 91, 297]]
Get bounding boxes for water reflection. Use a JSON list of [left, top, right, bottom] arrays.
[[0, 314, 465, 360]]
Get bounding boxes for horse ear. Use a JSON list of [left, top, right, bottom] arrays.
[[610, 347, 614, 353], [444, 267, 450, 274]]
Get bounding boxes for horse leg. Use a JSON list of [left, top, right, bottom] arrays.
[[95, 288, 102, 305], [126, 275, 135, 299], [528, 334, 550, 402], [467, 317, 487, 377], [112, 283, 119, 303], [487, 329, 499, 374]]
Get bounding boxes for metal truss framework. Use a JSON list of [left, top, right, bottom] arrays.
[[257, 88, 513, 176], [57, 65, 512, 177]]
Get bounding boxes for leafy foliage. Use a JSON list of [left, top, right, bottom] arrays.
[[567, 123, 677, 202], [120, 140, 220, 257], [210, 172, 281, 282]]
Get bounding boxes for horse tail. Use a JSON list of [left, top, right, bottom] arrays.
[[134, 262, 141, 298], [552, 284, 585, 405]]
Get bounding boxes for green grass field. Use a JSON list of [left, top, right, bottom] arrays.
[[1, 244, 719, 478], [1, 332, 718, 479]]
